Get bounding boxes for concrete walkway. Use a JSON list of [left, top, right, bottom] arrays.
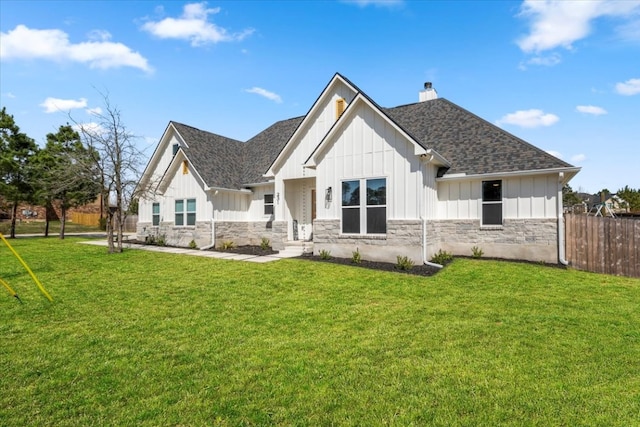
[[80, 239, 305, 263]]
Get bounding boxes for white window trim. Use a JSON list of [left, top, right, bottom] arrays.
[[175, 198, 196, 227], [264, 194, 274, 217], [152, 202, 160, 227]]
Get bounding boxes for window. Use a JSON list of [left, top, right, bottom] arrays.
[[342, 178, 387, 234], [152, 202, 160, 226], [482, 180, 502, 226], [336, 98, 345, 120], [175, 199, 196, 226], [264, 194, 274, 215], [172, 143, 179, 155]]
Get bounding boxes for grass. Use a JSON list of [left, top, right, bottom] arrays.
[[1, 238, 639, 426], [0, 220, 101, 235]]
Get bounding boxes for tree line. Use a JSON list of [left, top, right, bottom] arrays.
[[563, 184, 640, 212], [0, 93, 148, 253]]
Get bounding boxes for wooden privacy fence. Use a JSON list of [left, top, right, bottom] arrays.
[[71, 212, 101, 227], [70, 213, 138, 232], [565, 214, 640, 278]]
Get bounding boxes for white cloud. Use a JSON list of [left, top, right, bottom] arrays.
[[342, 0, 404, 7], [2, 92, 16, 98], [546, 150, 563, 159], [73, 122, 105, 136], [141, 2, 254, 46], [245, 87, 282, 103], [615, 78, 640, 95], [0, 25, 152, 72], [40, 97, 88, 113], [576, 105, 607, 115], [86, 107, 103, 116], [571, 153, 587, 163], [517, 0, 640, 53], [496, 109, 559, 128]]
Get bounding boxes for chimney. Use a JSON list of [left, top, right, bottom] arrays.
[[419, 82, 438, 102]]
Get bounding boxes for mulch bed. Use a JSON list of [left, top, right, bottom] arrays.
[[209, 245, 279, 256], [295, 253, 443, 277]]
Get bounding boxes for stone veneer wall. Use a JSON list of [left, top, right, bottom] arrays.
[[215, 221, 277, 248], [137, 220, 281, 249], [426, 218, 559, 263], [313, 219, 423, 264], [137, 221, 212, 248]]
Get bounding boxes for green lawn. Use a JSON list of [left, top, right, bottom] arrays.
[[1, 238, 639, 426]]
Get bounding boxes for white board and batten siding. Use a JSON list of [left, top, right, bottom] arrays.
[[315, 102, 425, 220], [246, 185, 275, 221], [162, 161, 210, 222], [437, 174, 559, 220], [275, 82, 356, 181]]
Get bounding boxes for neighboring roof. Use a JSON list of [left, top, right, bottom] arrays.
[[384, 99, 573, 176], [165, 75, 575, 191]]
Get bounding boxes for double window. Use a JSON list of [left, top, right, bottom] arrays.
[[264, 194, 274, 215], [152, 202, 160, 226], [342, 178, 386, 234], [175, 199, 196, 226], [482, 180, 502, 226]]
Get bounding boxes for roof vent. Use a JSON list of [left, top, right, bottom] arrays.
[[419, 82, 438, 102]]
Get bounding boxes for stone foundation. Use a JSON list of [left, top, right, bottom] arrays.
[[137, 221, 212, 248], [214, 221, 277, 248], [313, 219, 423, 264], [427, 218, 558, 263]]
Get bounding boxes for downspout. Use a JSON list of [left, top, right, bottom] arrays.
[[557, 172, 569, 265], [423, 215, 443, 269], [419, 160, 442, 269], [201, 194, 217, 250]]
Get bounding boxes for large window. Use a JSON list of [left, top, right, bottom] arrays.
[[342, 178, 387, 234], [482, 180, 502, 226], [152, 202, 160, 226], [175, 198, 196, 226], [264, 194, 274, 215]]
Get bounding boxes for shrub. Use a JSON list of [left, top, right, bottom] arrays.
[[471, 246, 484, 258], [221, 240, 235, 251], [188, 240, 197, 249], [144, 234, 156, 245], [351, 248, 362, 264], [155, 234, 167, 247], [319, 249, 332, 260], [396, 255, 414, 271], [260, 237, 271, 250], [431, 249, 453, 265]]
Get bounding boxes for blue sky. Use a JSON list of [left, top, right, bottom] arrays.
[[1, 0, 638, 193]]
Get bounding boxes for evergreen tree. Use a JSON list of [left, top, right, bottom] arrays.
[[0, 107, 38, 238]]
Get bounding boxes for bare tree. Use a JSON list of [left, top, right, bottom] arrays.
[[74, 91, 144, 253]]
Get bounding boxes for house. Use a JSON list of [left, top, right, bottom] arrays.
[[136, 73, 580, 264]]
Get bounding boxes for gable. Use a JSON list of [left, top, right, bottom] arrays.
[[265, 73, 359, 179]]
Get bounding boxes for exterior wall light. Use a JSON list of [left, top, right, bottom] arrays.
[[325, 186, 332, 203]]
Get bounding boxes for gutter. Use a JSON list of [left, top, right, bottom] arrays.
[[557, 173, 569, 266]]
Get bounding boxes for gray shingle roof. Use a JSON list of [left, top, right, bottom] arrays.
[[171, 117, 303, 190], [384, 99, 573, 176], [169, 87, 573, 191], [171, 122, 245, 189], [242, 116, 304, 184]]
